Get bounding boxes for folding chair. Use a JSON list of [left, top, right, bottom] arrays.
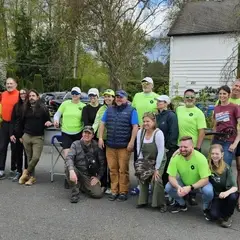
[[50, 134, 65, 182]]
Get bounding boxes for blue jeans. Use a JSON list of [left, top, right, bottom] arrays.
[[165, 179, 214, 210], [212, 140, 234, 166]]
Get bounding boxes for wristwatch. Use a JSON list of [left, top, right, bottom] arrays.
[[190, 185, 195, 191]]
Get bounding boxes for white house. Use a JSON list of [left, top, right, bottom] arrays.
[[168, 0, 240, 97]]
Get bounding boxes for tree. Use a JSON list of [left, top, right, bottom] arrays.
[[32, 74, 44, 93]]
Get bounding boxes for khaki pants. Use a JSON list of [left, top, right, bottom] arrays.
[[106, 147, 131, 194], [22, 133, 44, 174], [66, 167, 103, 199]]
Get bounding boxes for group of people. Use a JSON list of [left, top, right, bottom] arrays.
[[0, 77, 240, 229]]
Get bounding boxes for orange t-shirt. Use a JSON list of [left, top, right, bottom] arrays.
[[1, 89, 19, 121]]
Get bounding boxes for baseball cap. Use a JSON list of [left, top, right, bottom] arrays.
[[141, 77, 153, 84], [103, 89, 115, 97], [116, 90, 128, 98], [88, 88, 99, 97], [71, 87, 81, 95], [155, 95, 171, 104], [83, 126, 94, 134]]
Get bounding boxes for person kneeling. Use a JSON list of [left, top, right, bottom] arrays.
[[66, 126, 105, 203], [165, 136, 214, 214], [207, 144, 239, 228]]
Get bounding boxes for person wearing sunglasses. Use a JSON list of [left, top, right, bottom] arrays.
[[176, 89, 207, 205], [54, 87, 86, 159], [82, 88, 102, 127]]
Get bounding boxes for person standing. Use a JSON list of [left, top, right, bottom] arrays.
[[92, 89, 115, 193], [135, 112, 166, 212], [82, 88, 101, 126], [54, 87, 86, 158], [9, 89, 28, 181], [212, 85, 240, 167], [207, 144, 238, 228], [156, 95, 179, 187], [18, 90, 52, 185], [0, 78, 19, 179], [98, 90, 139, 201], [176, 89, 207, 205]]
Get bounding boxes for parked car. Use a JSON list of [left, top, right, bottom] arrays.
[[41, 92, 67, 106], [48, 91, 104, 116]]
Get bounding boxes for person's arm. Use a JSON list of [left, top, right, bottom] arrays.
[[92, 107, 104, 133], [9, 104, 17, 137], [196, 110, 207, 149], [167, 157, 178, 188], [127, 109, 139, 151], [191, 177, 209, 190], [82, 105, 89, 126], [43, 105, 52, 127], [155, 130, 165, 170], [65, 142, 77, 171], [229, 113, 240, 151], [169, 176, 182, 189], [136, 129, 143, 159]]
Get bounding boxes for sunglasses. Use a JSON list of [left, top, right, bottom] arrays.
[[71, 91, 80, 95], [89, 94, 97, 97], [184, 96, 195, 99]]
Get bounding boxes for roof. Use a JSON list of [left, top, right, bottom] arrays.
[[168, 0, 240, 36]]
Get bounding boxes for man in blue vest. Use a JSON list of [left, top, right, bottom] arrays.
[[98, 90, 139, 201]]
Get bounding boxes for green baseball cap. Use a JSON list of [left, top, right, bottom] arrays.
[[103, 89, 115, 97]]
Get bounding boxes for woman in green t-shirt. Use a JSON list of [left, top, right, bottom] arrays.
[[207, 144, 239, 228]]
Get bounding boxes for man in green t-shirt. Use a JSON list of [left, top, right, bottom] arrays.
[[132, 77, 159, 126], [165, 136, 213, 214]]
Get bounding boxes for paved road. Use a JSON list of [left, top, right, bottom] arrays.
[[0, 148, 240, 240]]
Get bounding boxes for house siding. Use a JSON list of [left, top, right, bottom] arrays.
[[169, 34, 238, 97]]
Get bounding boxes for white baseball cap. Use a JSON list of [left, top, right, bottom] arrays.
[[141, 77, 153, 84], [88, 88, 99, 97], [155, 95, 171, 104], [71, 87, 81, 94]]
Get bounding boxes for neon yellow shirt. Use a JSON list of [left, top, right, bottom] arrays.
[[132, 92, 159, 125], [176, 106, 206, 147], [167, 150, 211, 185], [58, 100, 86, 134]]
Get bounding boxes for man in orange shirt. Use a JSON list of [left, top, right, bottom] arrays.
[[0, 78, 19, 179]]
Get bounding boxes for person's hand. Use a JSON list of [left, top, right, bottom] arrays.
[[182, 186, 191, 195], [69, 170, 78, 184], [98, 138, 104, 149], [152, 170, 160, 181], [229, 143, 237, 152], [127, 141, 134, 152], [177, 186, 188, 197], [90, 176, 100, 186], [219, 191, 229, 199], [54, 120, 59, 128], [19, 138, 23, 143], [10, 135, 16, 143], [172, 148, 180, 157], [45, 121, 52, 127]]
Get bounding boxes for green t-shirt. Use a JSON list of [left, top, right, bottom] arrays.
[[216, 97, 240, 105], [176, 106, 206, 147], [132, 92, 159, 126], [167, 150, 211, 186], [58, 100, 86, 134], [210, 165, 237, 196]]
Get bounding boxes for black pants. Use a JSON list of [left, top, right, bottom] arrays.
[[11, 138, 28, 173], [162, 147, 179, 187], [210, 192, 239, 220], [0, 121, 15, 171]]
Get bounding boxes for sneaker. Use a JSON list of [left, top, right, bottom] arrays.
[[12, 172, 21, 182], [170, 203, 188, 213], [117, 193, 128, 202], [70, 194, 80, 203], [220, 217, 232, 228], [203, 209, 211, 221], [108, 193, 119, 201], [8, 170, 16, 179], [105, 188, 112, 195], [0, 171, 5, 180], [25, 176, 36, 186]]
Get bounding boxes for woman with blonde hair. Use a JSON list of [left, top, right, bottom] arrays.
[[135, 112, 166, 212], [207, 144, 239, 228]]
